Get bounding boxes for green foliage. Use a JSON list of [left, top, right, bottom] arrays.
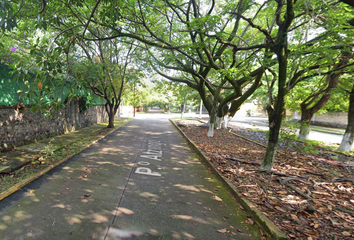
[[1, 0, 353, 130], [78, 93, 94, 113], [279, 119, 299, 149], [0, 0, 17, 31]]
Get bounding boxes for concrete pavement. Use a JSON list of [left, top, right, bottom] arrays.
[[0, 115, 263, 239]]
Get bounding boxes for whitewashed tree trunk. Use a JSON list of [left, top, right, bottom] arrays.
[[338, 85, 354, 153], [180, 96, 186, 120], [222, 116, 230, 129], [208, 123, 215, 137], [298, 124, 310, 141], [199, 100, 203, 118], [215, 116, 222, 129], [338, 133, 354, 152]]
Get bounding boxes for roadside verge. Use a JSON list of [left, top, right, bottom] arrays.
[[0, 118, 132, 202], [170, 119, 288, 240]]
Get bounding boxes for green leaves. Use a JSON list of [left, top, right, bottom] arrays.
[[0, 0, 17, 31]]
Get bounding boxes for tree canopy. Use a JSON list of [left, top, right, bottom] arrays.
[[1, 0, 354, 167]]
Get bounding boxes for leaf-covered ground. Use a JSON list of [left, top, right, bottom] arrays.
[[175, 119, 354, 240]]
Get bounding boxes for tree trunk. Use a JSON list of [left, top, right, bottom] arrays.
[[298, 51, 352, 140], [208, 122, 215, 137], [262, 141, 278, 170], [222, 116, 230, 129], [215, 116, 222, 129], [207, 84, 222, 137], [298, 123, 311, 141], [338, 85, 354, 152], [106, 103, 115, 128], [298, 110, 312, 141], [261, 0, 294, 170], [105, 100, 119, 128], [261, 101, 285, 170], [199, 99, 203, 118], [208, 98, 217, 137], [108, 110, 115, 128], [180, 95, 186, 120], [208, 106, 216, 137]]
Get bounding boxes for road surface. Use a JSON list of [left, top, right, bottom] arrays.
[[0, 112, 262, 240]]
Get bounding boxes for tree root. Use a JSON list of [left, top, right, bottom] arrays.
[[281, 176, 310, 185], [256, 169, 309, 180], [304, 170, 326, 177], [332, 177, 354, 184], [277, 177, 313, 200], [225, 157, 261, 165]]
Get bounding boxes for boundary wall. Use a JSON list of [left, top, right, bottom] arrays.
[[0, 101, 108, 152]]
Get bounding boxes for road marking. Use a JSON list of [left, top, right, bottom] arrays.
[[135, 167, 161, 177], [135, 140, 163, 177]]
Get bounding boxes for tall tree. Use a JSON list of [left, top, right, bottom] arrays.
[[338, 0, 354, 152], [259, 0, 296, 170], [339, 83, 354, 151], [70, 37, 137, 128], [298, 51, 353, 140]]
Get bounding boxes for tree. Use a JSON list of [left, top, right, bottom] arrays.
[[339, 83, 354, 152], [123, 72, 146, 117], [3, 1, 270, 137], [1, 0, 142, 127], [251, 0, 354, 169], [298, 52, 353, 140], [70, 37, 137, 127], [137, 0, 271, 136], [4, 0, 354, 162], [338, 0, 354, 152]]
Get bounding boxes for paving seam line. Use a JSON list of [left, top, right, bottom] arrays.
[[0, 120, 132, 202], [103, 134, 147, 240], [170, 119, 288, 240]]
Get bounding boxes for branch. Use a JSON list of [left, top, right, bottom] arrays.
[[82, 0, 102, 37], [13, 0, 25, 17], [230, 11, 274, 45], [151, 64, 198, 89]]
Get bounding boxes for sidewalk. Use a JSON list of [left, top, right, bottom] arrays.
[[0, 117, 265, 239]]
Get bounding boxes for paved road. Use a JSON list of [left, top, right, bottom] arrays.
[[0, 115, 262, 239]]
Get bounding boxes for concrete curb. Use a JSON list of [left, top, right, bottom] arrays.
[[0, 121, 130, 202], [170, 119, 288, 240]]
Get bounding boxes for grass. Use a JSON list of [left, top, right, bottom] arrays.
[[170, 116, 194, 120], [310, 125, 345, 135], [0, 119, 132, 194]]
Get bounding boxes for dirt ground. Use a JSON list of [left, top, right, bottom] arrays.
[[175, 119, 354, 240]]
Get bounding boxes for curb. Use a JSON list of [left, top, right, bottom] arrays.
[[0, 121, 130, 202], [170, 119, 288, 240]]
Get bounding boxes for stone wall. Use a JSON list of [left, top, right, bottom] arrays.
[[312, 112, 348, 128], [0, 101, 108, 151], [292, 111, 348, 128]]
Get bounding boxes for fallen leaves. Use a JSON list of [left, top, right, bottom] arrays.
[[212, 195, 223, 202], [247, 218, 255, 225], [79, 194, 91, 199], [217, 228, 227, 233], [342, 231, 352, 237], [178, 120, 354, 240]]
